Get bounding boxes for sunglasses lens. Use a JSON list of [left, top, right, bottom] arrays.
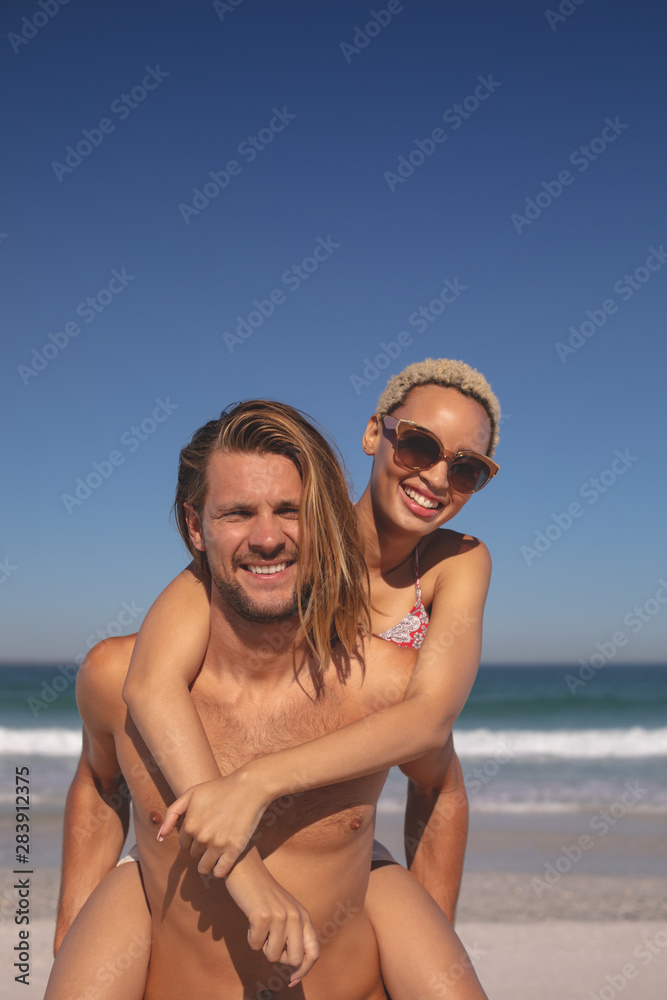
[[396, 429, 440, 469], [390, 420, 496, 492], [450, 457, 490, 493]]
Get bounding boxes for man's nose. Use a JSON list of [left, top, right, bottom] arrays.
[[247, 514, 286, 554]]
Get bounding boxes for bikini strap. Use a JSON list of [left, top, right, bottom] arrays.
[[414, 546, 422, 604]]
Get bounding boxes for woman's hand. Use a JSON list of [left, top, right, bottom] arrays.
[[157, 768, 270, 876], [225, 853, 320, 986]]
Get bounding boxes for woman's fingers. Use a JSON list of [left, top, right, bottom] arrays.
[[289, 916, 320, 985], [247, 911, 283, 955], [157, 794, 190, 840], [197, 844, 235, 877], [245, 901, 319, 983], [282, 909, 306, 970], [263, 917, 290, 964]]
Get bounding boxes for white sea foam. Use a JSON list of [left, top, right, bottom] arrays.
[[0, 727, 82, 756], [453, 727, 667, 759], [376, 796, 405, 814], [2, 724, 667, 761], [467, 799, 667, 815]]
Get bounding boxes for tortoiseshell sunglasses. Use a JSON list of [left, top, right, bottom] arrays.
[[382, 416, 499, 493]]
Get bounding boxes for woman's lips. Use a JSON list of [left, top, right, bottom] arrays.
[[400, 484, 443, 517]]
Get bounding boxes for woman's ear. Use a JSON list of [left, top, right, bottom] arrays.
[[183, 502, 206, 552], [362, 414, 382, 456]]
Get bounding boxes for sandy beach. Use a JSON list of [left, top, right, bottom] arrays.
[[4, 917, 667, 1000], [3, 808, 666, 999]]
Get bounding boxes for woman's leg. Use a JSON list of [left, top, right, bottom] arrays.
[[365, 862, 487, 1000], [45, 860, 152, 1000]]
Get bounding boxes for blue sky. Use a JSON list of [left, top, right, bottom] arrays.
[[2, 0, 665, 665]]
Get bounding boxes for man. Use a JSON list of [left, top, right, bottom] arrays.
[[49, 401, 486, 999]]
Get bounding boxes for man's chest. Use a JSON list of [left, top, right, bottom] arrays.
[[117, 673, 388, 848], [192, 680, 385, 843], [192, 683, 350, 772]]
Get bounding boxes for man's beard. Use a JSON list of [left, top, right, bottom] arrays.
[[211, 565, 312, 623]]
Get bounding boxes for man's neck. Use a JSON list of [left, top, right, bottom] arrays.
[[205, 596, 308, 691]]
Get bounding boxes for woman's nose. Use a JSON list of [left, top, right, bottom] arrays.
[[419, 458, 450, 493]]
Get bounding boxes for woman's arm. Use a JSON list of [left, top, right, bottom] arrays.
[[161, 540, 491, 876], [121, 564, 220, 791]]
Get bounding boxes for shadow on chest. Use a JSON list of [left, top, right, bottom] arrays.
[[192, 682, 382, 846]]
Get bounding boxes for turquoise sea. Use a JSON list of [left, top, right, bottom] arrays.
[[1, 663, 665, 819]]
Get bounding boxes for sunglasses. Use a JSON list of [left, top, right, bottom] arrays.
[[382, 416, 499, 493]]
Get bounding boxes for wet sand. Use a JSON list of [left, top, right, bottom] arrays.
[[2, 808, 666, 998]]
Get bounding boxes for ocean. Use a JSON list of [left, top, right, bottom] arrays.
[[1, 663, 666, 819]]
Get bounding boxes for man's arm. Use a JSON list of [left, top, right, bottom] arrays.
[[54, 738, 130, 952], [400, 737, 468, 924], [54, 642, 131, 954]]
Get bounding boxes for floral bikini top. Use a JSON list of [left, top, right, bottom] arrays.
[[377, 548, 430, 649]]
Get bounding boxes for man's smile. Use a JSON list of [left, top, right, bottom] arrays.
[[241, 559, 296, 577]]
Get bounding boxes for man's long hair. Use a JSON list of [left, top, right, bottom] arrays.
[[173, 400, 370, 685]]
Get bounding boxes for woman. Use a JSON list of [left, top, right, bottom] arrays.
[[47, 358, 500, 999]]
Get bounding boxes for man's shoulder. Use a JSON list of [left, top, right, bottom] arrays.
[[76, 634, 137, 704]]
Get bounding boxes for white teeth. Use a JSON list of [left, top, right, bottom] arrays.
[[403, 486, 440, 510], [247, 562, 288, 575]]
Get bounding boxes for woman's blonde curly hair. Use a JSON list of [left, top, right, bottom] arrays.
[[376, 358, 501, 457]]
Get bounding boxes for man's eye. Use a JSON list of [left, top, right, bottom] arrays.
[[279, 508, 299, 518]]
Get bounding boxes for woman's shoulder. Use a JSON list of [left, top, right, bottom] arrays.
[[420, 528, 491, 580]]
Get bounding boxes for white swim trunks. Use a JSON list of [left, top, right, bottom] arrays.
[[371, 840, 398, 866], [116, 844, 140, 866], [118, 841, 397, 867]]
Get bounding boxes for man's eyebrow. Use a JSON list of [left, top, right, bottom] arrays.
[[209, 497, 301, 515], [210, 501, 254, 515]]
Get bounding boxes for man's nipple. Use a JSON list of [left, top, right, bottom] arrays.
[[149, 811, 164, 826], [349, 816, 362, 831]]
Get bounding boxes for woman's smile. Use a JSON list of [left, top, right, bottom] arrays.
[[399, 482, 446, 519]]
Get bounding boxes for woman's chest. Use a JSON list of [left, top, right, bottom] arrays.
[[370, 563, 433, 634]]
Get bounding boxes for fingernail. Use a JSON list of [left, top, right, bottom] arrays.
[[156, 834, 164, 842]]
